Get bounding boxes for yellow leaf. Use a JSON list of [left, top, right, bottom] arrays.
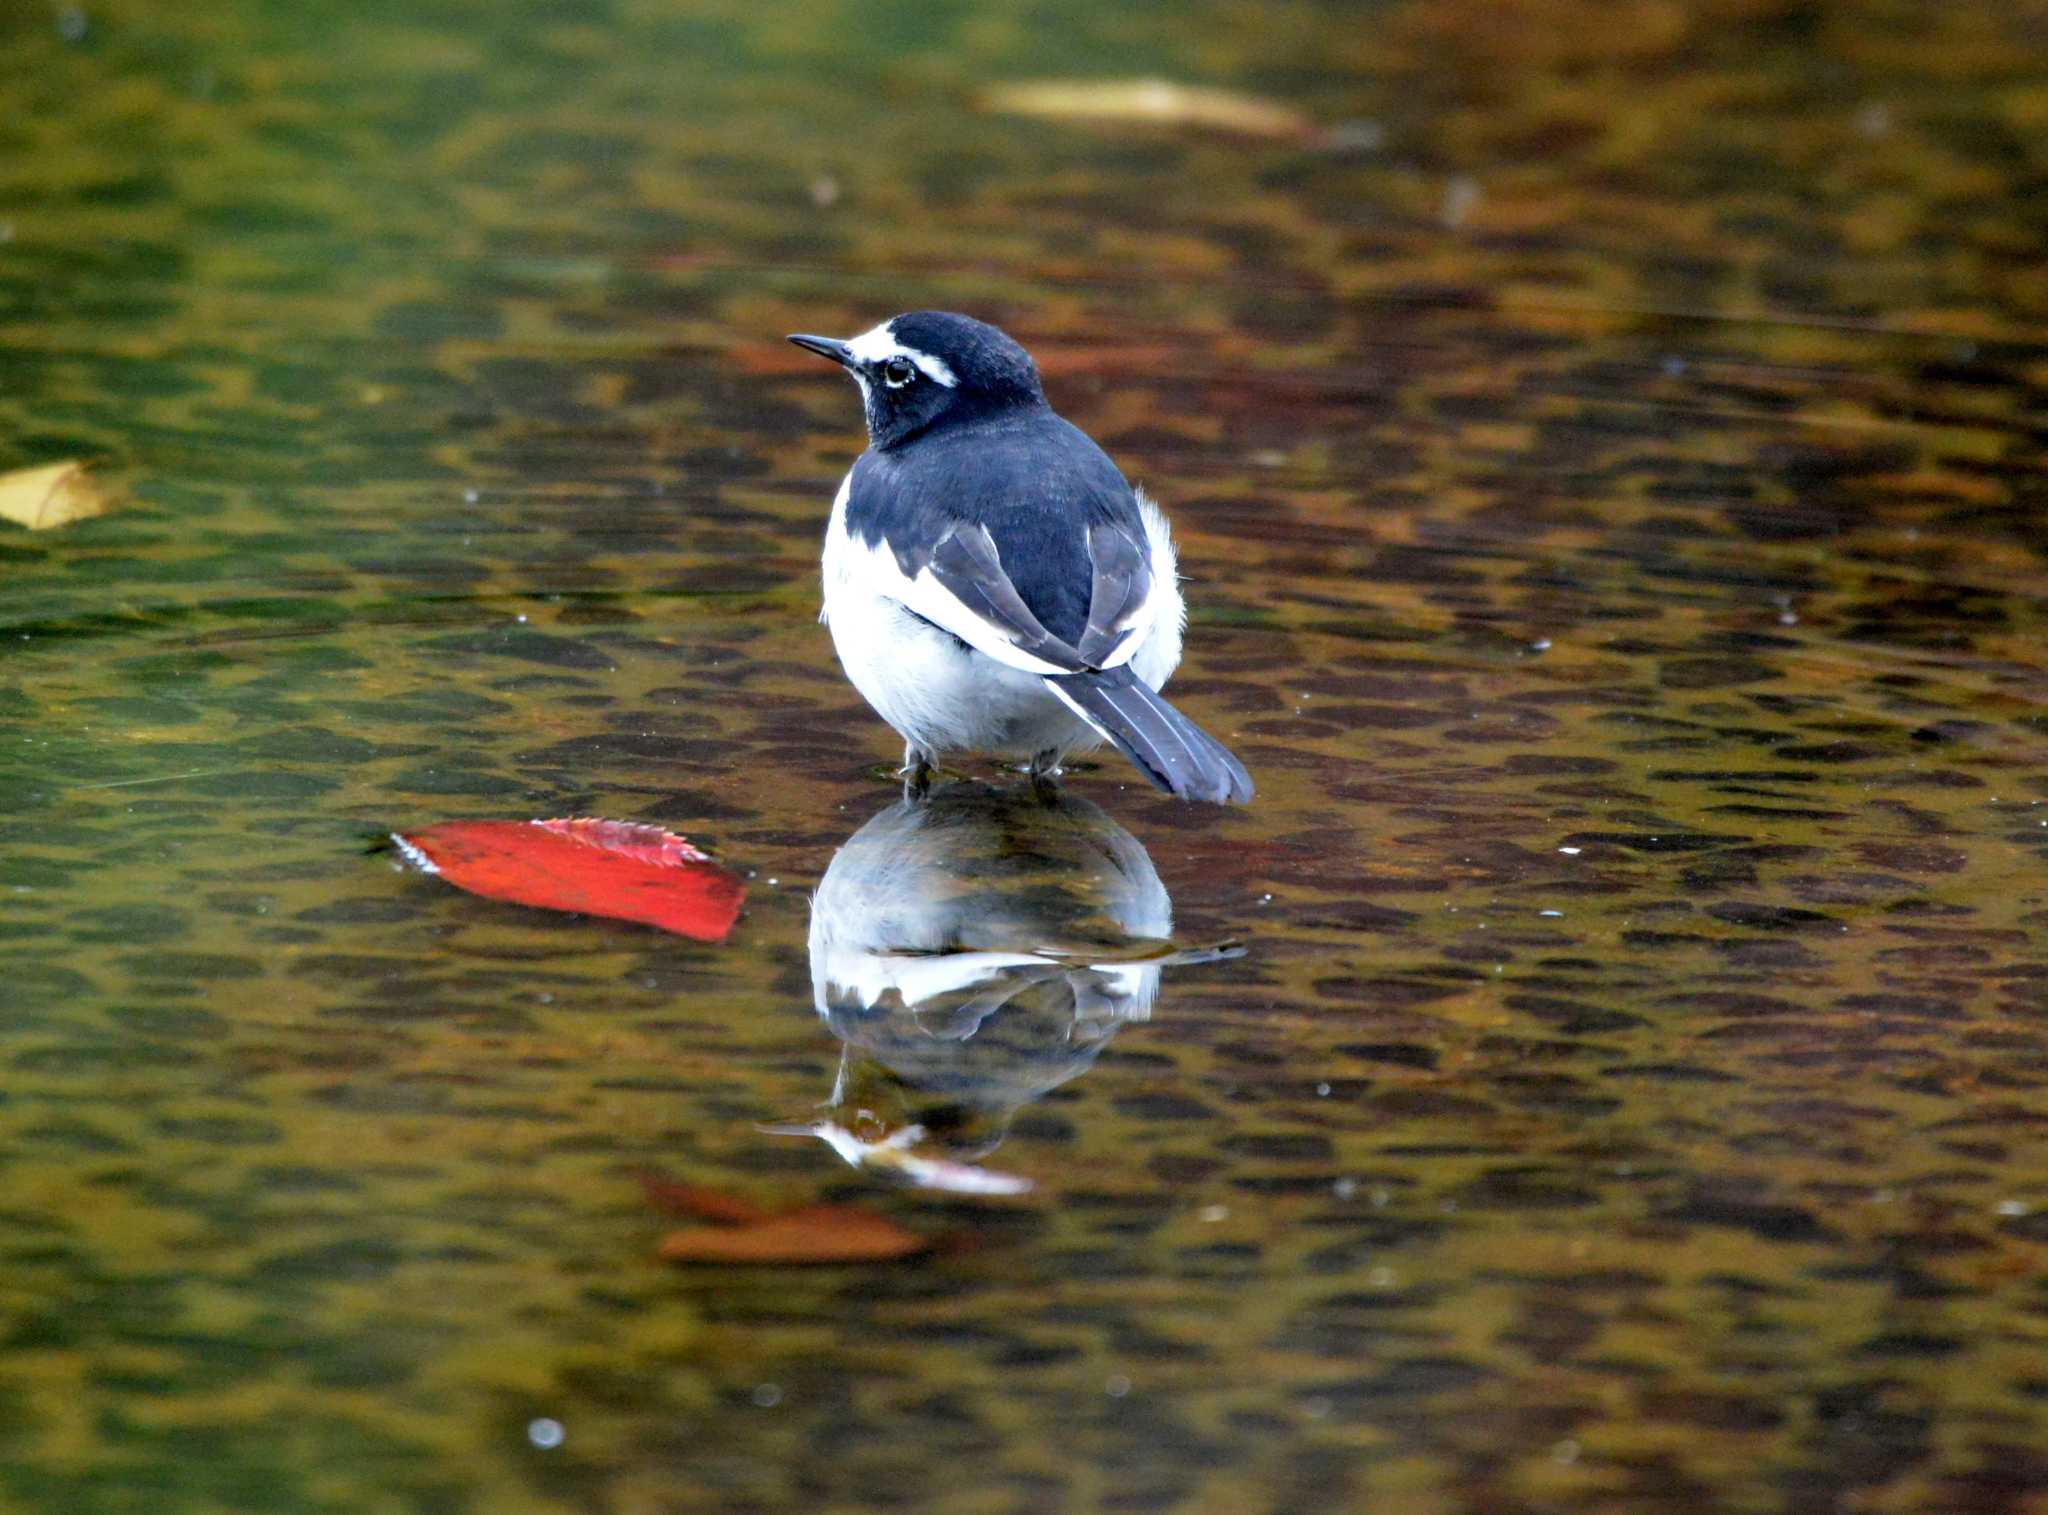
[[979, 78, 1320, 143], [0, 460, 107, 531]]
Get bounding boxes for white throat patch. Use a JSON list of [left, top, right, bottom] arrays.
[[844, 321, 958, 388]]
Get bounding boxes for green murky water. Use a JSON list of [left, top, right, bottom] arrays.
[[5, 0, 2048, 1509]]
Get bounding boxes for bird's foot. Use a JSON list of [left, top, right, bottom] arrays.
[[1028, 748, 1063, 802], [899, 745, 934, 800]]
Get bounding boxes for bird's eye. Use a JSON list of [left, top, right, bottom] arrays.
[[881, 357, 917, 388]]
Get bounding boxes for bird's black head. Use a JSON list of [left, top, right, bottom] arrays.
[[788, 311, 1045, 449]]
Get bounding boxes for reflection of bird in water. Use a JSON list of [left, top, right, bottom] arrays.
[[767, 781, 1239, 1190]]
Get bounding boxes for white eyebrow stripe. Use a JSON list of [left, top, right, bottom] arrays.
[[843, 321, 958, 387]]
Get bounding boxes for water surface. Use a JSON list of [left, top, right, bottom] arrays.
[[5, 1, 2048, 1510]]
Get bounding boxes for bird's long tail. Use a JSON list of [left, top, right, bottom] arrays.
[[1045, 665, 1254, 804]]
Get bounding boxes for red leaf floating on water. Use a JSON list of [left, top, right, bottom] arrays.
[[532, 817, 712, 867], [392, 817, 744, 941]]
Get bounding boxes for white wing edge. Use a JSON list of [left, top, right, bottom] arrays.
[[853, 531, 1075, 676], [1081, 487, 1182, 670]]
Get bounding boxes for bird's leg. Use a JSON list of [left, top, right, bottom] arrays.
[[1029, 746, 1063, 800], [899, 742, 934, 800], [824, 1044, 852, 1109]]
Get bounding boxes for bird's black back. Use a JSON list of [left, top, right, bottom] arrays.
[[844, 407, 1142, 648]]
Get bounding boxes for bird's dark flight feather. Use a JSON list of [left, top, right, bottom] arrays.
[[1048, 666, 1254, 805], [925, 525, 1083, 672]]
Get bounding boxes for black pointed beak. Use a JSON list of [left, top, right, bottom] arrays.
[[788, 333, 854, 368]]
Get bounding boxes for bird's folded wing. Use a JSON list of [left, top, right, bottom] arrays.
[[919, 525, 1085, 673], [1076, 522, 1155, 668], [881, 520, 1156, 677]]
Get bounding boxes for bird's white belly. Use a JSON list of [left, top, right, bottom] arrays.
[[825, 566, 1096, 759], [820, 478, 1184, 762]]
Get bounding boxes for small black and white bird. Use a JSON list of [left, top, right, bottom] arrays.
[[789, 311, 1254, 805]]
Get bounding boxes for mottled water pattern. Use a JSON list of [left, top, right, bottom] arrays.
[[5, 0, 2048, 1510]]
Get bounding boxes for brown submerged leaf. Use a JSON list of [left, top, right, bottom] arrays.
[[634, 1171, 773, 1224], [0, 460, 107, 531], [657, 1205, 934, 1265], [639, 1170, 939, 1265], [979, 78, 1321, 143]]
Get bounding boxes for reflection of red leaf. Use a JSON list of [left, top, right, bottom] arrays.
[[657, 1207, 934, 1265], [393, 818, 744, 941]]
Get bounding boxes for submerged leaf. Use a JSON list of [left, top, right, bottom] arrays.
[[637, 1169, 947, 1265], [0, 460, 107, 530], [634, 1171, 773, 1224], [657, 1205, 934, 1265], [392, 817, 744, 940], [979, 78, 1320, 142]]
